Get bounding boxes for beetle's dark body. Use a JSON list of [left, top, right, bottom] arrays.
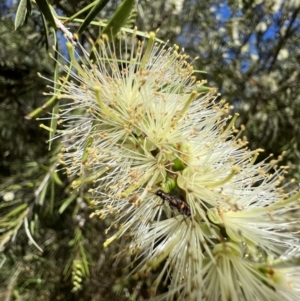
[[155, 190, 191, 217]]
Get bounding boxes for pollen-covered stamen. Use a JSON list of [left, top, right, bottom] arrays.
[[93, 85, 121, 122], [171, 91, 198, 126], [66, 42, 87, 80], [204, 166, 240, 188], [147, 234, 180, 269], [223, 113, 239, 134], [139, 32, 156, 71]]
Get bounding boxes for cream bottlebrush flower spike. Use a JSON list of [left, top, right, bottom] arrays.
[[43, 29, 300, 300]]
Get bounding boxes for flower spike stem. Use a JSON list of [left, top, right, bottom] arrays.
[[224, 113, 239, 133]]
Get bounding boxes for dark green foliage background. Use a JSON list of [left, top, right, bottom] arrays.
[[1, 0, 299, 300]]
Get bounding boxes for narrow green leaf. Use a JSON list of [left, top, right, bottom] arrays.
[[30, 219, 35, 235], [59, 193, 77, 214], [38, 182, 48, 206], [77, 0, 111, 35], [49, 32, 59, 149], [63, 255, 74, 279], [0, 231, 14, 251], [79, 244, 90, 276], [30, 213, 39, 235], [4, 203, 28, 219], [6, 184, 22, 190], [0, 199, 22, 209], [51, 171, 63, 186], [90, 0, 134, 60], [35, 0, 56, 29], [24, 217, 43, 252], [65, 0, 98, 23], [0, 220, 15, 228], [102, 0, 135, 39], [40, 12, 50, 50], [49, 180, 55, 214], [15, 0, 28, 30]]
